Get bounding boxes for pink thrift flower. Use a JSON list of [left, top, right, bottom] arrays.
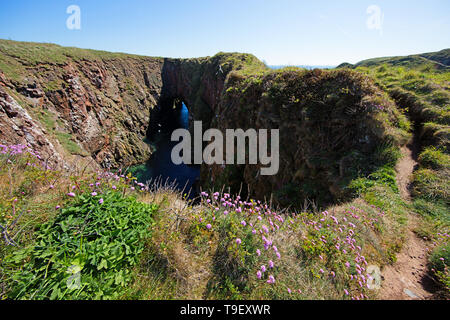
[[99, 198, 104, 204], [236, 238, 242, 245], [206, 224, 212, 230], [257, 271, 262, 279], [67, 192, 76, 197]]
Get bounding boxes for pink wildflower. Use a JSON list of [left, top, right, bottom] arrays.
[[267, 275, 275, 284]]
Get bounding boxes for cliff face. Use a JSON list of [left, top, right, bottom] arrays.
[[0, 40, 260, 168], [0, 40, 408, 206], [204, 68, 408, 206], [0, 40, 166, 167]]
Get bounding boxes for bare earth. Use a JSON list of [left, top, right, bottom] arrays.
[[378, 145, 435, 300]]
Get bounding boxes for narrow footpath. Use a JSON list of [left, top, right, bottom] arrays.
[[378, 145, 435, 300]]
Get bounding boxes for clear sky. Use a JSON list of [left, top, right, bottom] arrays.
[[0, 0, 449, 66]]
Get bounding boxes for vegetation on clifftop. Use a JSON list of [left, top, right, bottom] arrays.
[[205, 66, 410, 209], [0, 144, 423, 300], [340, 50, 450, 292]]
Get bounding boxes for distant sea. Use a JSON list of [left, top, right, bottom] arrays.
[[268, 65, 336, 70]]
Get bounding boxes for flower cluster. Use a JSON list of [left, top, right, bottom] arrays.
[[197, 190, 388, 299]]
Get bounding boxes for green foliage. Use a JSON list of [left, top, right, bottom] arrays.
[[418, 147, 450, 169], [368, 166, 399, 192], [412, 168, 449, 202], [430, 242, 450, 271], [44, 79, 62, 92], [375, 143, 402, 168], [5, 191, 157, 299], [347, 165, 399, 196], [429, 242, 450, 291], [36, 109, 57, 131], [413, 198, 449, 221], [346, 178, 375, 196], [54, 132, 84, 155], [204, 207, 259, 299]]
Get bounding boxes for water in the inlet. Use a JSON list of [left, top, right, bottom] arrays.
[[131, 103, 200, 196]]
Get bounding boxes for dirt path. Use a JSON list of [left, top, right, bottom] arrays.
[[378, 145, 435, 300]]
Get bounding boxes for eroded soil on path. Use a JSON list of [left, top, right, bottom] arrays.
[[378, 145, 436, 300]]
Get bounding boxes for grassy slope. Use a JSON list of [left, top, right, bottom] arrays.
[[339, 49, 450, 292], [0, 147, 407, 300]]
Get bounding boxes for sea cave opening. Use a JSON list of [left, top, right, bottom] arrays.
[[132, 98, 200, 197]]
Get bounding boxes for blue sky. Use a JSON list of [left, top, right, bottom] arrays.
[[0, 0, 449, 65]]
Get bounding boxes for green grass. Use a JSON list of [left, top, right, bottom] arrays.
[[0, 148, 413, 300], [346, 51, 450, 293], [54, 132, 84, 155], [418, 146, 450, 169], [0, 38, 163, 82]]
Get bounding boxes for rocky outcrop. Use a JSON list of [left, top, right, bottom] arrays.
[[0, 85, 63, 166], [203, 68, 409, 206], [0, 41, 259, 169], [0, 40, 165, 167]]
